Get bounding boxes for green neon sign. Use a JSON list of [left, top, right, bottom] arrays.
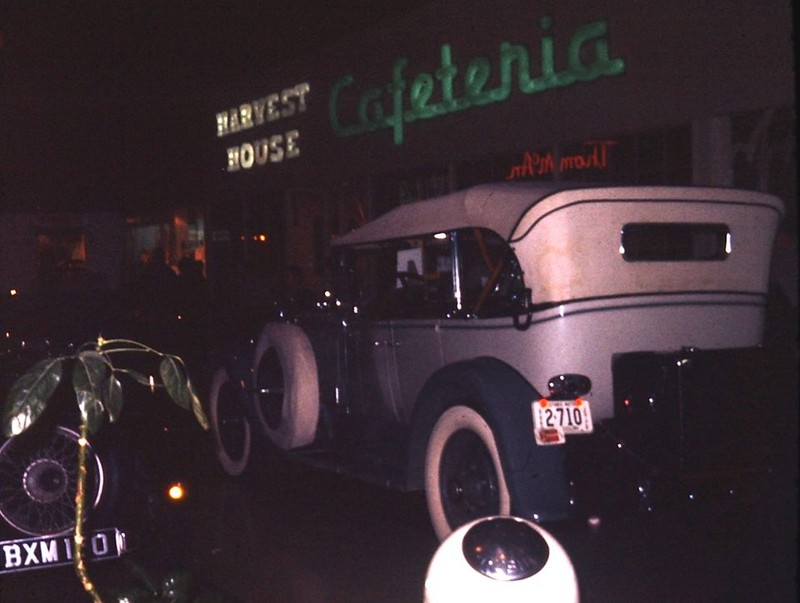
[[329, 17, 625, 146]]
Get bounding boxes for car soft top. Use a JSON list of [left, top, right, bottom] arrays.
[[331, 182, 577, 246], [330, 182, 783, 247]]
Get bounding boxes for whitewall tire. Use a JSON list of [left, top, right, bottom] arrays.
[[209, 367, 252, 477], [425, 405, 511, 541], [252, 323, 320, 450]]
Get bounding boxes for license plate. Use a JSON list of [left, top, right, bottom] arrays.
[[0, 528, 127, 574], [533, 398, 594, 445]]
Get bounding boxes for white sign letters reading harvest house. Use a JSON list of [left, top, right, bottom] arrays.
[[215, 82, 310, 172]]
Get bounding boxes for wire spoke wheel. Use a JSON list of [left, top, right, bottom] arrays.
[[0, 426, 104, 536]]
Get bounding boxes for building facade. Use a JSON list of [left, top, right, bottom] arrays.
[[203, 0, 796, 305]]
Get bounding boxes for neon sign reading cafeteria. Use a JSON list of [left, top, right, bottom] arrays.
[[329, 17, 625, 146]]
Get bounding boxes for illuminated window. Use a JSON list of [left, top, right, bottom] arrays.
[[36, 228, 87, 277]]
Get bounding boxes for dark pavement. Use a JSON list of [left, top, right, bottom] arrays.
[[1, 331, 796, 602], [2, 435, 796, 602]]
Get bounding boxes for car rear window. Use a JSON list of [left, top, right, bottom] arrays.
[[620, 223, 731, 262]]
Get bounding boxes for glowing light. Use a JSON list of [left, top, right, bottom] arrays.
[[433, 232, 447, 240], [538, 427, 562, 444], [167, 483, 186, 501], [538, 398, 549, 408], [9, 289, 17, 297], [725, 232, 732, 254], [506, 141, 617, 181]]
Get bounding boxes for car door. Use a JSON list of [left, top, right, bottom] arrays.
[[331, 244, 402, 423], [348, 319, 402, 420], [342, 232, 457, 423]]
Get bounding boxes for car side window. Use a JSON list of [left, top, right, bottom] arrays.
[[348, 234, 455, 320], [456, 228, 526, 317], [343, 229, 524, 320]]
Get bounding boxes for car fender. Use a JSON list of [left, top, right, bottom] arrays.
[[408, 357, 569, 522]]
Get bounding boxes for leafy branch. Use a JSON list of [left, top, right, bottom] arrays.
[[2, 336, 210, 602]]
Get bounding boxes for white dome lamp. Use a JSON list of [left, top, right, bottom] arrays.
[[424, 516, 579, 603]]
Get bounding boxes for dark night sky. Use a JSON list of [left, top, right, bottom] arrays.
[[0, 1, 429, 215]]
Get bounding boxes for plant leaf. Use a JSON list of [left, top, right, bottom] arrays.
[[73, 351, 108, 434], [185, 378, 210, 430], [105, 375, 123, 422], [3, 358, 64, 437], [160, 356, 189, 409]]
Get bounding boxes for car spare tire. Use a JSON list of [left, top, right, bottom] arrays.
[[251, 323, 319, 450], [0, 425, 107, 536]]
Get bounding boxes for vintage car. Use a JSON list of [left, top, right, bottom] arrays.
[[0, 289, 199, 575], [208, 182, 784, 540]]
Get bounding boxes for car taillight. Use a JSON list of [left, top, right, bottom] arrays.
[[547, 374, 591, 398]]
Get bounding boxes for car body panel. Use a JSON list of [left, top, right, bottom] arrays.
[[224, 182, 784, 525]]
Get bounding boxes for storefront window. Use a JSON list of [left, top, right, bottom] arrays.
[[732, 106, 796, 225], [36, 228, 86, 279], [634, 127, 692, 185], [374, 166, 449, 214]]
